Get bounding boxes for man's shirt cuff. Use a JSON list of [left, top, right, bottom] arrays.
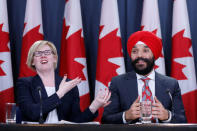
[[122, 112, 127, 124], [162, 110, 172, 123]]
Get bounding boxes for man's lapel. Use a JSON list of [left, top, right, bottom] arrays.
[[155, 72, 167, 104], [125, 71, 138, 103]]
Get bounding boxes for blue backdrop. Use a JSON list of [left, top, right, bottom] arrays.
[[7, 0, 197, 100]]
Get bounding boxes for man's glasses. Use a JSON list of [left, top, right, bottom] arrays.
[[34, 50, 54, 57]]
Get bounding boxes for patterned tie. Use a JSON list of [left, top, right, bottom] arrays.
[[141, 77, 153, 102], [141, 77, 157, 123]]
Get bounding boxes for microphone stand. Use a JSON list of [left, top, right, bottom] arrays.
[[166, 89, 174, 120], [167, 89, 173, 102], [38, 86, 44, 124]]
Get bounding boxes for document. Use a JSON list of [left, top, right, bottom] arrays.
[[22, 120, 100, 125], [59, 120, 100, 124]]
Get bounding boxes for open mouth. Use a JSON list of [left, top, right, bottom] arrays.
[[135, 60, 147, 69], [136, 60, 146, 64], [40, 60, 48, 64]]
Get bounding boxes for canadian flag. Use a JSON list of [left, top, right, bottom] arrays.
[[59, 0, 90, 112], [171, 0, 197, 123], [0, 0, 14, 122], [95, 0, 125, 122], [19, 0, 44, 77], [141, 0, 166, 74]]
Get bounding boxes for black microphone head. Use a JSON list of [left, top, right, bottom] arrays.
[[166, 89, 170, 93], [37, 86, 41, 91]]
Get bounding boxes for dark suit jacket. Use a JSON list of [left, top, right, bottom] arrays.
[[102, 71, 187, 124], [16, 74, 97, 123]]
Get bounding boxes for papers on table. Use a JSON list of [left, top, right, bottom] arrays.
[[21, 120, 100, 125]]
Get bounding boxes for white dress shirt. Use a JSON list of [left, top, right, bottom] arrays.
[[137, 70, 155, 102], [44, 86, 59, 124], [122, 70, 171, 123]]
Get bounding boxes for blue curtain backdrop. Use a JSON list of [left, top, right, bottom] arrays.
[[7, 0, 197, 100]]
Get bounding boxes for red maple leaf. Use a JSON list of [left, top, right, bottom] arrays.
[[59, 18, 86, 80], [19, 24, 43, 77], [171, 29, 192, 80], [151, 28, 164, 69], [0, 60, 6, 76], [140, 26, 158, 35], [152, 29, 157, 35], [0, 87, 14, 122], [96, 26, 124, 87], [140, 25, 144, 31], [154, 65, 159, 70], [0, 24, 9, 52]]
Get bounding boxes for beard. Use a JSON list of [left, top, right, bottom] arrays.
[[131, 57, 155, 75]]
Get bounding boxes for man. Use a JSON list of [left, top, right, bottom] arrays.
[[102, 31, 187, 124]]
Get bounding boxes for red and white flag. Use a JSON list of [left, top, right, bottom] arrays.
[[95, 0, 125, 122], [0, 0, 14, 122], [59, 0, 90, 112], [141, 0, 166, 74], [19, 0, 44, 77], [171, 0, 197, 123]]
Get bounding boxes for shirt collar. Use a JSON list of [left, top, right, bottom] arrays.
[[136, 70, 155, 80]]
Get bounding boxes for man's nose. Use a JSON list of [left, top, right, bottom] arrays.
[[137, 51, 143, 57]]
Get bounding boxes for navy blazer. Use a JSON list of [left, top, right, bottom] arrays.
[[16, 74, 97, 122], [102, 71, 187, 124]]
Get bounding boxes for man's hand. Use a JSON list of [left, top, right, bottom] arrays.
[[125, 96, 140, 122], [152, 96, 169, 121]]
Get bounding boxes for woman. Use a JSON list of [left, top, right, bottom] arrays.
[[17, 40, 111, 123]]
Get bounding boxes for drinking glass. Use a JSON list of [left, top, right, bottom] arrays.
[[140, 101, 152, 123], [5, 103, 16, 124]]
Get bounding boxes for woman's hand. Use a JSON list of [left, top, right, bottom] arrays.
[[89, 88, 111, 114], [56, 75, 81, 98]]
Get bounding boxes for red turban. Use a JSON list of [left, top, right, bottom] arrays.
[[127, 31, 162, 60]]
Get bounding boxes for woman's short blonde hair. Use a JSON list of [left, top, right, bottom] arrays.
[[26, 40, 58, 71]]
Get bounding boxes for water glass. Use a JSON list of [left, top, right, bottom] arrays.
[[5, 103, 16, 124], [140, 101, 152, 123]]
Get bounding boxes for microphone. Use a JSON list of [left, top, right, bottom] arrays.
[[37, 86, 44, 124], [166, 89, 173, 102], [166, 89, 174, 119]]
